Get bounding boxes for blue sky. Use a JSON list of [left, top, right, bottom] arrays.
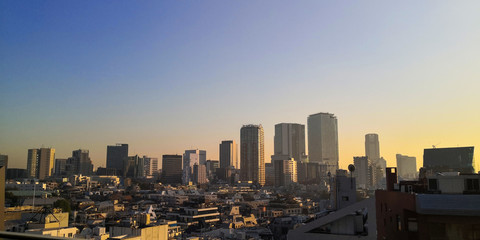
[[1, 1, 480, 169]]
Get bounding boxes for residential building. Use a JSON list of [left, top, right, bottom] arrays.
[[54, 158, 67, 176], [193, 164, 207, 185], [219, 140, 238, 169], [71, 149, 93, 176], [143, 156, 158, 176], [27, 148, 55, 180], [240, 124, 265, 186], [307, 112, 339, 175]]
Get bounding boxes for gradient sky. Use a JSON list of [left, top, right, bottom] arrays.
[[1, 1, 480, 170]]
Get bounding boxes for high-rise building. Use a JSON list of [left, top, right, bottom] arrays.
[[71, 149, 93, 176], [307, 112, 339, 175], [354, 156, 371, 189], [240, 124, 265, 186], [193, 164, 207, 185], [423, 147, 476, 174], [54, 158, 67, 176], [206, 160, 219, 177], [396, 154, 417, 180], [265, 163, 275, 186], [0, 154, 8, 168], [272, 156, 297, 187], [183, 150, 203, 184], [143, 156, 158, 176], [219, 141, 238, 169], [274, 123, 306, 162], [124, 155, 145, 178], [27, 148, 55, 180], [365, 133, 380, 161], [106, 144, 128, 176], [161, 155, 183, 185], [27, 149, 39, 178]]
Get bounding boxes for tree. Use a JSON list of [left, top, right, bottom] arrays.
[[54, 199, 71, 213]]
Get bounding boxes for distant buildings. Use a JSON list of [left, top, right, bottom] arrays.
[[354, 156, 371, 189], [396, 154, 417, 180], [365, 133, 380, 161], [423, 146, 476, 174], [274, 123, 306, 162], [27, 148, 55, 180], [183, 150, 206, 184], [272, 156, 297, 187], [240, 125, 265, 186], [219, 141, 238, 169], [143, 156, 159, 177], [161, 155, 183, 185], [106, 144, 128, 176], [193, 164, 207, 185], [71, 149, 93, 176], [307, 113, 339, 175]]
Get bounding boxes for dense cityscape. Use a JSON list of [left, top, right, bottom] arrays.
[[2, 1, 480, 240], [0, 112, 478, 239]]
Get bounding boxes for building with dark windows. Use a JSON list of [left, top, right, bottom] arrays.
[[423, 146, 476, 174], [219, 140, 238, 169], [240, 124, 265, 186], [106, 144, 128, 176], [71, 149, 93, 176], [161, 155, 183, 185]]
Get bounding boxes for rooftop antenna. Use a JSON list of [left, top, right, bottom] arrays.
[[432, 142, 441, 149]]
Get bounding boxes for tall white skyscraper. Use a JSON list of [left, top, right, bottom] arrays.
[[219, 140, 238, 169], [307, 112, 339, 175], [274, 123, 306, 162], [240, 124, 265, 186]]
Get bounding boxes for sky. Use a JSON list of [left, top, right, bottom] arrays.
[[1, 1, 480, 170]]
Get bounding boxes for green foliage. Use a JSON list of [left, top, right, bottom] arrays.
[[54, 199, 71, 213]]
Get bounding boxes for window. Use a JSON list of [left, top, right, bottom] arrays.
[[428, 179, 438, 191], [466, 179, 479, 191], [396, 215, 402, 231], [407, 218, 418, 232]]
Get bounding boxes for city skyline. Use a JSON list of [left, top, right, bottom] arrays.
[[2, 1, 480, 171]]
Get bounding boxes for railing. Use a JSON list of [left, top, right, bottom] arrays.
[[0, 231, 71, 240]]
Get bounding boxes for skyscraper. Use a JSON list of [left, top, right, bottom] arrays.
[[143, 156, 158, 176], [274, 123, 306, 162], [54, 158, 67, 176], [106, 144, 128, 176], [396, 154, 417, 180], [273, 156, 297, 187], [240, 124, 265, 186], [307, 112, 339, 175], [219, 140, 238, 169], [183, 150, 201, 184], [27, 149, 39, 178], [27, 148, 55, 180], [354, 156, 371, 189], [365, 133, 380, 161], [71, 149, 93, 176], [161, 155, 183, 185]]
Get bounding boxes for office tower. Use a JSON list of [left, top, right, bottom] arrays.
[[124, 155, 145, 178], [423, 147, 476, 174], [354, 156, 371, 189], [143, 156, 158, 176], [193, 164, 207, 184], [183, 150, 204, 184], [396, 154, 417, 180], [0, 155, 8, 168], [71, 149, 93, 176], [106, 144, 128, 176], [274, 123, 306, 162], [365, 134, 380, 161], [240, 124, 265, 186], [161, 155, 183, 184], [307, 112, 339, 175], [27, 148, 55, 180], [272, 156, 297, 187], [219, 141, 238, 169], [206, 160, 219, 177], [54, 158, 67, 176], [184, 149, 206, 165]]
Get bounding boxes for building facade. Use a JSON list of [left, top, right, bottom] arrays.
[[396, 154, 417, 180], [106, 144, 128, 176], [161, 155, 183, 185], [365, 133, 380, 161], [274, 123, 306, 162], [240, 124, 265, 186], [27, 148, 55, 180], [423, 147, 476, 174], [219, 140, 238, 169], [307, 113, 339, 175]]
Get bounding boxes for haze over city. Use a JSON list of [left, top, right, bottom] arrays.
[[1, 1, 480, 170]]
